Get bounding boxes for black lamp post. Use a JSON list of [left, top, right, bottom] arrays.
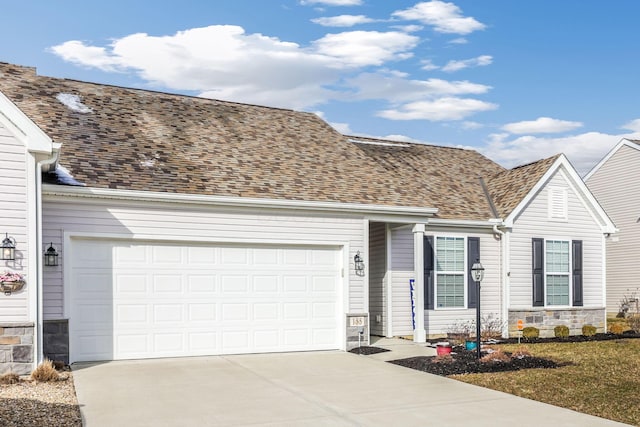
[[471, 260, 485, 359]]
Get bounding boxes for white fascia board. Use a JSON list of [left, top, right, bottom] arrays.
[[426, 218, 502, 229], [0, 90, 53, 154], [583, 138, 639, 181], [504, 155, 617, 234], [42, 184, 439, 218]]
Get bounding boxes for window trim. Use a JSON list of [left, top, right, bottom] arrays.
[[434, 235, 467, 310], [544, 238, 572, 307]]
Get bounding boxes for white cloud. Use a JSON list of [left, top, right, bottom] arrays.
[[482, 131, 640, 176], [622, 118, 640, 132], [391, 24, 424, 33], [448, 37, 468, 44], [461, 121, 483, 130], [329, 121, 354, 134], [51, 25, 421, 110], [501, 117, 583, 134], [442, 55, 492, 72], [420, 59, 439, 71], [393, 1, 486, 35], [312, 15, 375, 27], [313, 31, 418, 67], [378, 97, 497, 121], [346, 71, 491, 102], [301, 0, 362, 5]]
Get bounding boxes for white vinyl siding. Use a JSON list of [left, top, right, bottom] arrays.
[[0, 123, 29, 321], [42, 196, 366, 320], [368, 222, 386, 336], [545, 240, 570, 306], [390, 226, 414, 336], [435, 237, 465, 308], [586, 143, 640, 314], [391, 227, 502, 337], [510, 169, 604, 309]]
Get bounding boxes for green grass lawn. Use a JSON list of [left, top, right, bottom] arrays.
[[452, 339, 640, 426]]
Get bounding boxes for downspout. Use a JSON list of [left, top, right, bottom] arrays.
[[34, 143, 61, 364]]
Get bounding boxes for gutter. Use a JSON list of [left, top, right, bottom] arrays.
[[42, 184, 439, 218], [33, 143, 61, 366]]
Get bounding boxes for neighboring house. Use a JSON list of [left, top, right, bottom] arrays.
[[585, 138, 639, 315], [0, 62, 615, 374]]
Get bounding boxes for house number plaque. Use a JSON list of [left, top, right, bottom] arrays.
[[349, 316, 365, 327]]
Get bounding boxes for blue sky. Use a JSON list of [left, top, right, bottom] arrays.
[[1, 0, 639, 175]]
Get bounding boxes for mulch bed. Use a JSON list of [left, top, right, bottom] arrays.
[[389, 349, 562, 376], [348, 346, 391, 355], [393, 333, 640, 376]]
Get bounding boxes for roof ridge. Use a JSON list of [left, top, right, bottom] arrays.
[[12, 63, 309, 115], [344, 134, 472, 152]]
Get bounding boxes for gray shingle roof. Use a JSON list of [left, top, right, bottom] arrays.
[[0, 62, 558, 221]]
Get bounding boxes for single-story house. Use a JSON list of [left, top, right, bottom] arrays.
[[585, 138, 638, 315], [0, 62, 616, 374]]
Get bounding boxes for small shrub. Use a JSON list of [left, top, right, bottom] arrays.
[[582, 325, 597, 337], [0, 372, 21, 385], [522, 326, 539, 339], [554, 325, 570, 338], [609, 322, 625, 335], [31, 359, 60, 382], [480, 349, 511, 363], [446, 320, 474, 344], [627, 315, 640, 333], [480, 313, 505, 340], [511, 347, 532, 359]]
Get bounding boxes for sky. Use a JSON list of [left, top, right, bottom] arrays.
[[1, 0, 639, 175]]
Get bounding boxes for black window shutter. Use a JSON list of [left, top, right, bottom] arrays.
[[424, 236, 435, 310], [572, 240, 583, 306], [532, 238, 545, 307], [467, 237, 480, 308]]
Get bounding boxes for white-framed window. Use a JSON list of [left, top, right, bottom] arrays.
[[548, 186, 568, 221], [545, 239, 570, 305], [435, 236, 466, 308]]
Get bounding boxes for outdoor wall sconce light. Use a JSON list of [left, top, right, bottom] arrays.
[[1, 233, 16, 261], [354, 251, 365, 272], [44, 243, 59, 267]]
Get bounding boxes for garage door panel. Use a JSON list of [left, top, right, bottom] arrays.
[[70, 240, 341, 362]]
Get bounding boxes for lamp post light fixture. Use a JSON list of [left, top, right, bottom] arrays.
[[470, 260, 485, 359], [44, 243, 59, 267], [1, 233, 16, 261]]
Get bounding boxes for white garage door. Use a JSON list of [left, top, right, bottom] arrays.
[[69, 239, 342, 362]]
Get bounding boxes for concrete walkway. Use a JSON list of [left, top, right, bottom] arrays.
[[72, 343, 629, 426]]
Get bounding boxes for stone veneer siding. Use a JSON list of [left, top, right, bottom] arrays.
[[43, 319, 69, 365], [0, 322, 34, 375], [508, 308, 605, 338]]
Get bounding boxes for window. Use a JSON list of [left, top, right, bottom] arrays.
[[545, 240, 570, 305], [532, 238, 582, 307], [435, 237, 465, 308]]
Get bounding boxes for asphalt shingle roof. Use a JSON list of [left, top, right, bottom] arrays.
[[0, 62, 559, 221]]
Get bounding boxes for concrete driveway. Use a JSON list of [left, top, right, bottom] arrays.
[[72, 349, 628, 427]]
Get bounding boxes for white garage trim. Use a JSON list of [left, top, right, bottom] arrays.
[[64, 232, 348, 363]]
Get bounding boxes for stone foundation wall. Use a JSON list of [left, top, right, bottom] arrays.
[[508, 308, 605, 338], [0, 322, 35, 375], [43, 319, 69, 364]]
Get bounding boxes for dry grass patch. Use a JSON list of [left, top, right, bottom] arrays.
[[452, 339, 640, 426]]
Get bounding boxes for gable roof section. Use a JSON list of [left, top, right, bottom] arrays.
[[0, 62, 510, 221], [489, 154, 616, 232], [583, 138, 640, 181], [487, 155, 560, 219]]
